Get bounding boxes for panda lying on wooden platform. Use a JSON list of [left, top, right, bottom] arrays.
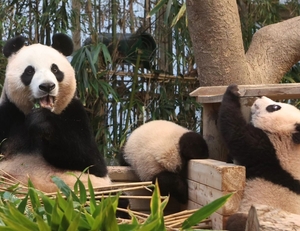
[[218, 84, 300, 231], [0, 34, 112, 192], [120, 120, 209, 204]]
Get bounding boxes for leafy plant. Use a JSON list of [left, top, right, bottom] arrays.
[[0, 177, 232, 230]]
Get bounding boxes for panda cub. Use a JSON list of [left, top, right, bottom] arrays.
[[218, 84, 300, 231], [120, 120, 209, 204], [0, 34, 111, 192]]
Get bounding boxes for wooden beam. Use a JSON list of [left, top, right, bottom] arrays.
[[187, 179, 243, 215], [108, 166, 140, 182], [188, 159, 245, 191], [190, 83, 300, 103]]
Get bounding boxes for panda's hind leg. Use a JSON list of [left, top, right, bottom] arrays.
[[153, 171, 188, 204]]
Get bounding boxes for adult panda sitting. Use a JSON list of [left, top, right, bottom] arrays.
[[218, 84, 300, 231], [120, 120, 209, 204], [0, 34, 112, 192]]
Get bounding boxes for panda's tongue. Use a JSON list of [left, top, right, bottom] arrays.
[[39, 95, 54, 110]]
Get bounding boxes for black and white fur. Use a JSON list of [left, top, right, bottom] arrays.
[[120, 120, 209, 204], [218, 84, 300, 231], [0, 34, 111, 192]]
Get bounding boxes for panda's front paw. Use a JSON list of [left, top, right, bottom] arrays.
[[26, 109, 53, 139], [226, 84, 240, 98]]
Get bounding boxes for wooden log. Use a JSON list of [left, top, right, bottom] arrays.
[[246, 205, 300, 231], [108, 166, 140, 182], [188, 159, 246, 191], [186, 159, 245, 229]]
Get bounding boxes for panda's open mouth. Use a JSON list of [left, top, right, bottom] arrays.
[[34, 95, 55, 110]]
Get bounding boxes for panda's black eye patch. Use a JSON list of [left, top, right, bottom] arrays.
[[21, 65, 35, 86], [266, 104, 281, 112], [51, 64, 64, 82]]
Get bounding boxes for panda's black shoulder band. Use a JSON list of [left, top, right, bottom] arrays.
[[3, 36, 26, 58], [52, 33, 74, 56]]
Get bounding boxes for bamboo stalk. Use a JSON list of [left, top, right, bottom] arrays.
[[164, 209, 198, 219], [117, 207, 149, 219], [95, 195, 153, 199], [105, 71, 197, 81], [0, 175, 213, 229]]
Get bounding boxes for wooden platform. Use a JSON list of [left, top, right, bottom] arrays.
[[108, 159, 245, 229], [107, 83, 300, 229]]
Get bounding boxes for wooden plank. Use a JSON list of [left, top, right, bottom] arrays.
[[187, 179, 243, 215], [185, 200, 229, 230], [201, 103, 228, 161], [190, 83, 300, 103], [201, 97, 254, 161], [124, 188, 181, 214], [108, 166, 181, 214], [188, 159, 245, 191], [108, 166, 140, 182]]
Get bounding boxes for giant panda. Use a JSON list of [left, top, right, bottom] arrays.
[[120, 120, 209, 204], [218, 84, 300, 231], [0, 34, 112, 193]]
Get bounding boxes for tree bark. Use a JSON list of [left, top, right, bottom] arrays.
[[246, 205, 300, 231], [71, 0, 81, 51], [246, 16, 300, 83], [186, 0, 300, 86]]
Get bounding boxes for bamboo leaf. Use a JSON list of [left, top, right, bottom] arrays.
[[91, 43, 102, 64], [17, 193, 28, 214], [66, 211, 81, 231], [40, 193, 55, 225], [63, 197, 75, 224], [85, 48, 97, 77], [5, 204, 38, 230], [74, 177, 87, 205], [148, 0, 168, 17], [88, 176, 96, 214], [50, 198, 63, 231], [100, 43, 112, 64], [83, 210, 95, 227], [51, 176, 79, 202], [35, 215, 51, 231], [171, 3, 186, 27], [181, 193, 233, 230], [164, 0, 173, 25]]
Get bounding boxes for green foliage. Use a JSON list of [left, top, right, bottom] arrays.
[[70, 39, 202, 162], [0, 178, 232, 231], [6, 0, 300, 162]]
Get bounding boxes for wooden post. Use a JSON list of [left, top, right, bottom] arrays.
[[185, 159, 246, 230], [201, 102, 227, 161]]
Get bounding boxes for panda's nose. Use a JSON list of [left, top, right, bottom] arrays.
[[39, 82, 56, 93]]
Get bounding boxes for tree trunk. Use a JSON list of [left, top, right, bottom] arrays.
[[186, 0, 300, 86], [246, 205, 300, 231], [71, 0, 81, 51]]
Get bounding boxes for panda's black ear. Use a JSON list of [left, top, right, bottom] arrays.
[[52, 33, 74, 56], [292, 123, 300, 144], [3, 36, 26, 58]]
